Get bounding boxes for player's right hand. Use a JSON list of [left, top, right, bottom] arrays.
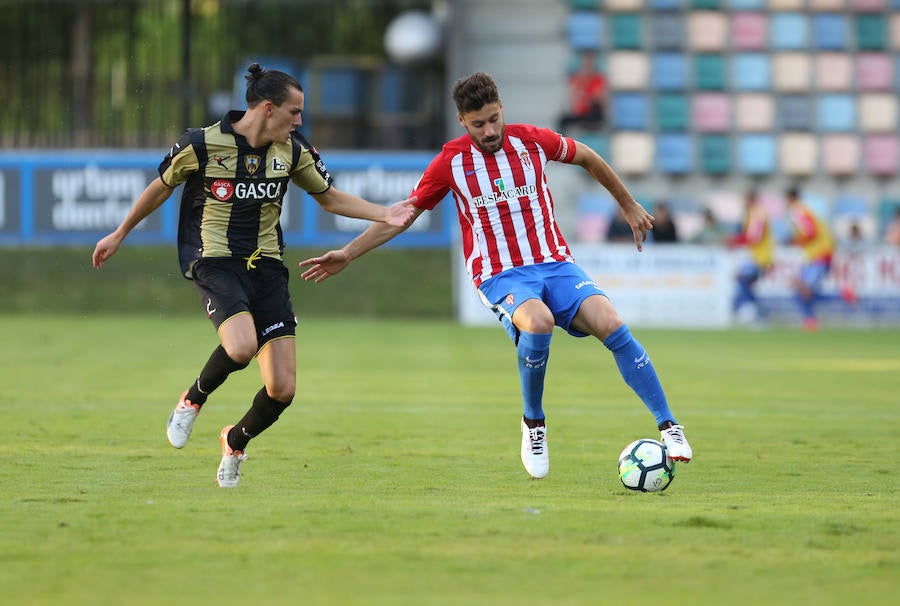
[[92, 233, 122, 269]]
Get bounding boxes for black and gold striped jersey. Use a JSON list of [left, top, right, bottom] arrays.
[[158, 110, 334, 277]]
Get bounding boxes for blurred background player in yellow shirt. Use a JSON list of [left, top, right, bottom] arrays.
[[729, 189, 773, 325], [785, 187, 835, 332]]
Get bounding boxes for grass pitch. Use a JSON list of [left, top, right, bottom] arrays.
[[1, 315, 897, 605]]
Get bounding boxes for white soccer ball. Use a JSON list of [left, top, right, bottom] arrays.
[[617, 439, 675, 492], [384, 10, 442, 65]]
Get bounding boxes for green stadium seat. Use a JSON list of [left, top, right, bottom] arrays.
[[700, 135, 731, 174], [656, 94, 690, 131], [695, 54, 726, 90], [611, 13, 642, 50], [579, 133, 610, 158], [856, 14, 887, 51]]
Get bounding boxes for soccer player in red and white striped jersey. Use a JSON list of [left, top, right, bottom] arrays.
[[300, 72, 693, 478]]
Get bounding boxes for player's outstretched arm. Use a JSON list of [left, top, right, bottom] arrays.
[[571, 140, 654, 252], [92, 178, 173, 268], [299, 205, 425, 283], [311, 187, 416, 227]]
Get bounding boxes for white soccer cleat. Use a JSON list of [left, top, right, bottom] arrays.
[[520, 419, 549, 479], [166, 390, 200, 448], [660, 424, 693, 462], [216, 425, 247, 488]]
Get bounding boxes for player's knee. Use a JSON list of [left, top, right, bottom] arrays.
[[225, 342, 257, 366]]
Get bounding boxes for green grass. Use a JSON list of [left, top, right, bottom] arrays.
[[2, 316, 898, 605], [0, 246, 452, 318]]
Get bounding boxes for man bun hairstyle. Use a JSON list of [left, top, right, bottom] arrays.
[[452, 72, 500, 115], [245, 62, 302, 107]]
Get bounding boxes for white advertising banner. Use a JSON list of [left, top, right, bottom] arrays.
[[455, 244, 734, 329], [455, 244, 900, 329]]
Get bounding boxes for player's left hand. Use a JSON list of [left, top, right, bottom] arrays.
[[384, 197, 418, 228], [298, 249, 351, 283], [622, 202, 654, 252]]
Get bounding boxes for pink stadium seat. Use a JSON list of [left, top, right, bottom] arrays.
[[808, 0, 846, 9], [856, 54, 893, 90], [735, 94, 774, 131], [815, 53, 852, 91], [863, 136, 899, 176], [693, 94, 731, 132], [822, 135, 860, 176], [850, 0, 886, 10], [731, 12, 768, 50]]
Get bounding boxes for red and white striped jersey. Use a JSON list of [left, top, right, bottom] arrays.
[[411, 123, 578, 286]]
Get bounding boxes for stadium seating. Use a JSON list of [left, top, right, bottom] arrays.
[[560, 1, 900, 216]]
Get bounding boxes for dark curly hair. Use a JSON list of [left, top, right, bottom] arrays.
[[451, 72, 500, 115]]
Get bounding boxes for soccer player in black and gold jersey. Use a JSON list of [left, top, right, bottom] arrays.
[[92, 64, 415, 487]]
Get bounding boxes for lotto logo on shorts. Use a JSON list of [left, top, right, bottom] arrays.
[[210, 179, 234, 201]]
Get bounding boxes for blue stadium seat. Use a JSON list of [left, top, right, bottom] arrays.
[[818, 95, 856, 131], [770, 13, 809, 50], [566, 12, 603, 51], [656, 94, 690, 131], [652, 53, 688, 90], [650, 13, 684, 50], [611, 13, 642, 49], [738, 135, 776, 174], [778, 95, 812, 130], [732, 54, 771, 91], [700, 135, 731, 174], [856, 14, 887, 51], [318, 67, 363, 116], [656, 134, 694, 174], [695, 54, 726, 90], [812, 14, 848, 50], [612, 93, 649, 130]]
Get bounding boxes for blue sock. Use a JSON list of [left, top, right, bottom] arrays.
[[517, 331, 552, 421], [603, 325, 675, 427]]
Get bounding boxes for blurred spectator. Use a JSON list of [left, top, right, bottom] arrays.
[[558, 51, 607, 133], [690, 207, 729, 244], [650, 202, 679, 243], [606, 206, 634, 243], [885, 208, 900, 247]]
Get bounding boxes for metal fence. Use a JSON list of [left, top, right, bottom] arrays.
[[0, 0, 442, 150]]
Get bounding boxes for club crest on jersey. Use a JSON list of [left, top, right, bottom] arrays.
[[506, 293, 515, 306], [245, 154, 261, 175], [519, 151, 532, 169], [210, 179, 234, 201]]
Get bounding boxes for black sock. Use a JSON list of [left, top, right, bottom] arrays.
[[186, 345, 249, 406], [228, 387, 292, 451]]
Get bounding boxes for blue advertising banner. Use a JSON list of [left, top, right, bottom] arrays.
[[0, 150, 453, 248]]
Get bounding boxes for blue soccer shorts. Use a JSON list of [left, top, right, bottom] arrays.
[[476, 261, 606, 343]]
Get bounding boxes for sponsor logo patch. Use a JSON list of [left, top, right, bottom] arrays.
[[210, 179, 234, 201]]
